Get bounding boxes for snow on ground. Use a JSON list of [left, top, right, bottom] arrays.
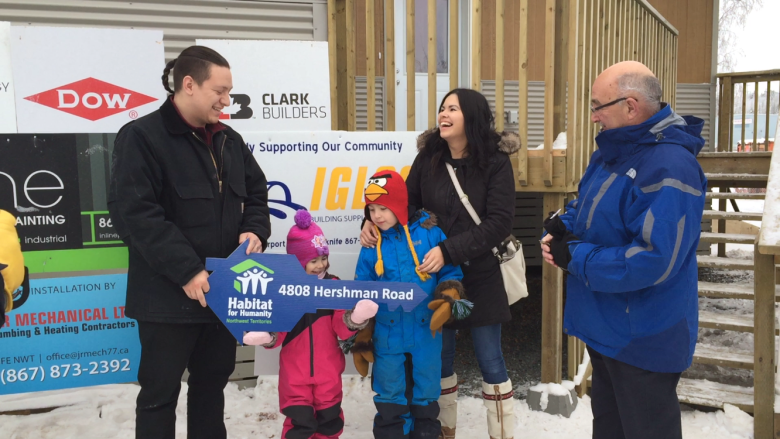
[[0, 377, 757, 439]]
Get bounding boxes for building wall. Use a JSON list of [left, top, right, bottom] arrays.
[[0, 0, 328, 61], [479, 0, 716, 84]]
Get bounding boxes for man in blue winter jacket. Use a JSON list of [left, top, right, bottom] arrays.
[[541, 61, 706, 439]]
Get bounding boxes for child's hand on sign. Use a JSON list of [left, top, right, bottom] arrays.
[[350, 299, 379, 325]]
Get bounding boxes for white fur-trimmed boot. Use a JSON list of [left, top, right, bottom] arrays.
[[482, 380, 515, 439], [438, 373, 458, 439]]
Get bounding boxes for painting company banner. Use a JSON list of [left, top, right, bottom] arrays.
[[0, 274, 140, 395], [0, 22, 16, 133], [196, 40, 331, 131], [10, 27, 165, 133], [0, 135, 81, 251]]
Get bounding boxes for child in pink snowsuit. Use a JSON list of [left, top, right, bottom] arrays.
[[244, 210, 378, 439]]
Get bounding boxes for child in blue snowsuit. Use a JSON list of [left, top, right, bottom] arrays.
[[355, 170, 467, 439]]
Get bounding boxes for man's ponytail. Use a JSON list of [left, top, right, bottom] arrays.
[[161, 58, 177, 94]]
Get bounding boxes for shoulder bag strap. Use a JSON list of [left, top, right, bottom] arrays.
[[445, 163, 500, 257]]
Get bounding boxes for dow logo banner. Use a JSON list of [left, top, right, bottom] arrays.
[[24, 77, 158, 122], [10, 26, 165, 133], [206, 241, 428, 343]]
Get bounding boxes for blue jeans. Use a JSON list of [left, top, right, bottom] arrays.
[[440, 324, 509, 384]]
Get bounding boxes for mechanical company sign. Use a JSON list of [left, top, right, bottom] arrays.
[[197, 39, 331, 131], [10, 26, 165, 133]]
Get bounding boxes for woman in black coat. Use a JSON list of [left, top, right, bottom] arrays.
[[361, 89, 520, 439]]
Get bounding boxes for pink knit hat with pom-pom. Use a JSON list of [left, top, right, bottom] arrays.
[[287, 210, 330, 267]]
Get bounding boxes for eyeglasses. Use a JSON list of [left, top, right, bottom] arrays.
[[590, 97, 630, 113]]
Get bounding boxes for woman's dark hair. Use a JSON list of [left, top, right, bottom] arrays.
[[421, 88, 502, 170], [161, 46, 230, 94]]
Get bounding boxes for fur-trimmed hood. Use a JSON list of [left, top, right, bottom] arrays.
[[416, 128, 522, 155]]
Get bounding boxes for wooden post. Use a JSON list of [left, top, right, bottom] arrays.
[[542, 0, 557, 187], [347, 0, 356, 130], [718, 184, 727, 257], [366, 0, 376, 131], [719, 76, 733, 152], [541, 192, 565, 384], [741, 83, 747, 150], [766, 81, 772, 151], [407, 0, 415, 130], [335, 0, 356, 130], [754, 244, 776, 439], [385, 0, 396, 131], [328, 0, 338, 130], [449, 0, 459, 91], [471, 0, 481, 91], [577, 360, 592, 397], [495, 0, 505, 132], [671, 33, 677, 106], [568, 335, 579, 381], [753, 81, 760, 148], [517, 0, 529, 187], [565, 0, 579, 189], [585, 0, 597, 177], [428, 0, 437, 128]]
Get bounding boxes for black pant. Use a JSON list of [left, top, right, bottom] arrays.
[[135, 321, 237, 439], [588, 346, 682, 439]]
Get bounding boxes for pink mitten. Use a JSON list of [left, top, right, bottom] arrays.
[[350, 299, 379, 325], [243, 331, 273, 346]]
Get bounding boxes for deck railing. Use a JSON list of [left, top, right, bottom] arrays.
[[753, 136, 780, 439]]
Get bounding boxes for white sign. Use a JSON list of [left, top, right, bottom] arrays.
[[196, 40, 332, 131], [0, 22, 16, 133], [11, 27, 166, 133], [250, 130, 421, 375]]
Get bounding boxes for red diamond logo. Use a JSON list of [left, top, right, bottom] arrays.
[[24, 77, 158, 121]]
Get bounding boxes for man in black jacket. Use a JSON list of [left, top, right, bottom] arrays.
[[108, 46, 270, 439]]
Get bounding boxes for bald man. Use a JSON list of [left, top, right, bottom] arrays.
[[541, 61, 706, 439]]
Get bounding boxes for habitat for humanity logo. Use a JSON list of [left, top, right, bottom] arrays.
[[24, 77, 157, 121], [231, 260, 274, 295]]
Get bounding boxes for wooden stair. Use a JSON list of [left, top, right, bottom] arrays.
[[706, 192, 765, 200], [697, 310, 768, 333], [682, 162, 768, 412], [702, 210, 763, 221], [697, 255, 754, 270], [692, 344, 754, 370], [676, 378, 754, 413], [705, 173, 769, 188], [699, 232, 756, 244], [698, 281, 780, 301]]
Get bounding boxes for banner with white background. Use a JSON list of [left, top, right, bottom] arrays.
[[0, 22, 16, 133], [197, 39, 331, 131], [10, 26, 165, 133], [250, 130, 422, 374]]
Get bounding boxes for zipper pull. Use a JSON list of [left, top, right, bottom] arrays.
[[218, 180, 223, 193]]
